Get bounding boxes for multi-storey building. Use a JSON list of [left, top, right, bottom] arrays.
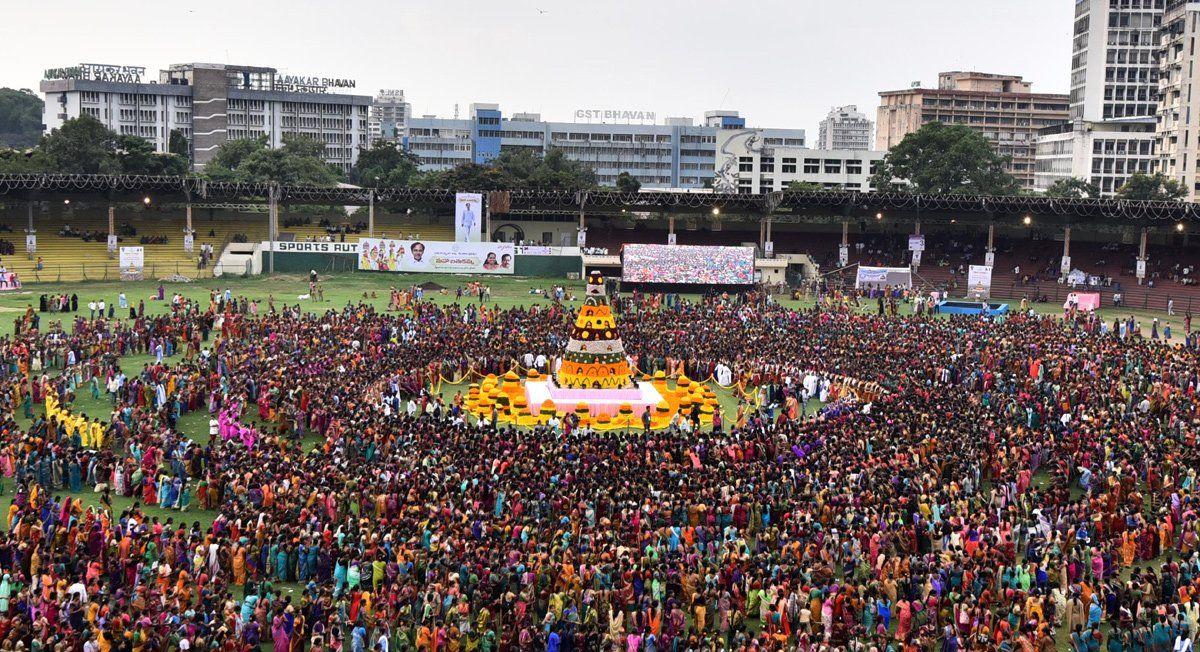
[[403, 106, 805, 189], [369, 90, 410, 144], [877, 71, 1070, 189], [1070, 0, 1162, 122], [713, 127, 884, 193], [1034, 119, 1157, 193], [1034, 0, 1162, 195], [1155, 0, 1200, 200], [41, 62, 371, 172], [817, 105, 873, 151]]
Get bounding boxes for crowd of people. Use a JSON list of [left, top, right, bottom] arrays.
[[0, 283, 1195, 651]]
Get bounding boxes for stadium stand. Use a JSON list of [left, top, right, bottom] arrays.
[[0, 206, 457, 282]]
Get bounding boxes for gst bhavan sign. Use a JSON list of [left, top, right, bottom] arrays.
[[573, 109, 657, 122]]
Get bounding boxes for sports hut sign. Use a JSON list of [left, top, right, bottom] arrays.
[[271, 241, 360, 254]]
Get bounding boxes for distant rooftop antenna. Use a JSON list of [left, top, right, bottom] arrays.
[[454, 103, 459, 120]]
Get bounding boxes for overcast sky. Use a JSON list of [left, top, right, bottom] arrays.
[[3, 0, 1075, 136]]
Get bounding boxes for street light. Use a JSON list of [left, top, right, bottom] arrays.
[[711, 207, 720, 216], [143, 196, 152, 205], [1023, 215, 1032, 226], [63, 199, 70, 205], [1177, 223, 1186, 232], [875, 212, 883, 220]]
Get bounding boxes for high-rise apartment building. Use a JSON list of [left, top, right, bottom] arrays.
[[369, 90, 410, 144], [877, 72, 1070, 189], [1155, 0, 1200, 200], [817, 105, 873, 151], [1070, 0, 1163, 122], [1036, 1, 1162, 195]]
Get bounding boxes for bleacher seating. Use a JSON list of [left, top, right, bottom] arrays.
[[0, 206, 459, 283], [583, 221, 1200, 313]]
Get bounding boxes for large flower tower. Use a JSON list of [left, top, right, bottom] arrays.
[[555, 271, 635, 390]]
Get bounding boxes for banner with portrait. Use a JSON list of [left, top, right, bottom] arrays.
[[455, 192, 483, 243], [358, 238, 514, 274]]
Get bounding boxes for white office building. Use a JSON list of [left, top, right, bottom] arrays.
[[403, 106, 804, 189], [41, 62, 371, 172], [816, 105, 873, 151], [1034, 119, 1157, 194], [1035, 0, 1163, 195], [1155, 0, 1200, 200], [713, 128, 884, 194]]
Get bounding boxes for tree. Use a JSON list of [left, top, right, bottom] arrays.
[[1044, 177, 1101, 199], [786, 181, 827, 192], [870, 122, 1020, 195], [114, 135, 189, 176], [168, 129, 190, 159], [41, 114, 121, 174], [1115, 172, 1186, 201], [615, 171, 641, 193], [527, 148, 597, 190], [203, 135, 341, 185], [0, 88, 44, 148], [415, 147, 596, 191], [350, 141, 420, 187], [0, 147, 50, 173], [202, 136, 267, 181]]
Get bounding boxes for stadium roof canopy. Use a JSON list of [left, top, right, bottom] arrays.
[[1, 174, 1198, 227]]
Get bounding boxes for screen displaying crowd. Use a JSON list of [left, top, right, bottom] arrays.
[[622, 244, 755, 284]]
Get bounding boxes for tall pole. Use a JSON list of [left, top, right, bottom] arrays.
[[108, 204, 116, 260], [368, 190, 375, 238], [577, 195, 587, 249], [985, 222, 995, 267], [911, 219, 921, 269], [26, 201, 34, 260], [765, 216, 773, 258], [668, 214, 675, 244], [483, 194, 491, 243], [1136, 227, 1148, 284], [1061, 225, 1071, 281], [184, 202, 194, 254], [268, 184, 277, 274]]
